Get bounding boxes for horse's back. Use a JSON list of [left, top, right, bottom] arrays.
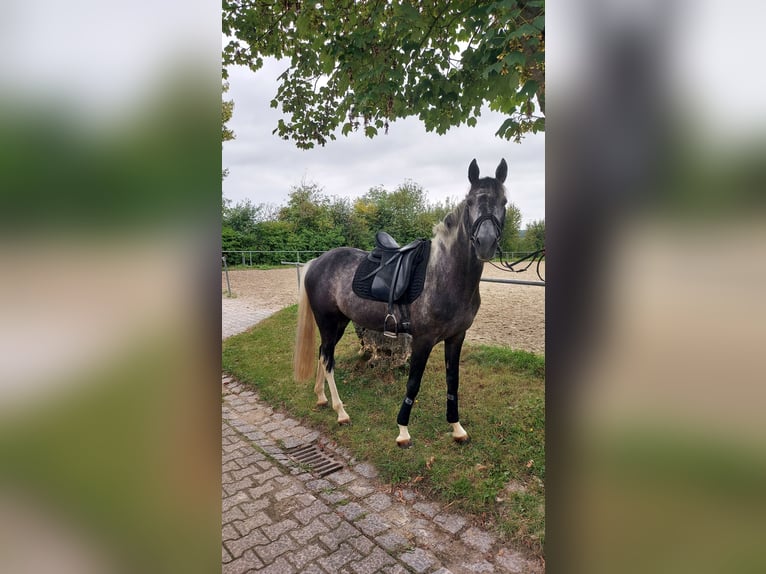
[[304, 247, 366, 300]]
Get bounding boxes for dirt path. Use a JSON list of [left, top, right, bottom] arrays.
[[222, 262, 544, 354]]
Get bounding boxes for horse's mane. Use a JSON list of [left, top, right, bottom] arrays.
[[432, 199, 467, 240]]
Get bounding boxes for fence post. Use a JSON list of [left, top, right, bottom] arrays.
[[222, 255, 232, 297], [295, 251, 301, 288]]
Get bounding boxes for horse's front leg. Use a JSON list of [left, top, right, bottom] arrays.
[[445, 332, 469, 443], [395, 339, 433, 448]]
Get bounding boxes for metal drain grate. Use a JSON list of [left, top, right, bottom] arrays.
[[286, 443, 343, 477]]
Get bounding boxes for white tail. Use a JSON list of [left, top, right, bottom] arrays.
[[293, 261, 316, 381]]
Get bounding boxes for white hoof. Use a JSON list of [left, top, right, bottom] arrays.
[[451, 422, 469, 443], [396, 425, 412, 448]]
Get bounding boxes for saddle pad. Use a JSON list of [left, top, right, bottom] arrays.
[[352, 240, 431, 304]]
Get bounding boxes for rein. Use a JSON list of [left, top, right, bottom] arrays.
[[489, 247, 546, 283]]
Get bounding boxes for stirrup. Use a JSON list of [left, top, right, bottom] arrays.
[[383, 313, 398, 338]]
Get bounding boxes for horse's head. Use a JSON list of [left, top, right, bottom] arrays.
[[466, 158, 508, 261]]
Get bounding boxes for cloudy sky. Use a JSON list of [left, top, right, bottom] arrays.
[[222, 58, 545, 227]]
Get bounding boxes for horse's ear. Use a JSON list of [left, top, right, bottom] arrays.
[[468, 159, 480, 185], [495, 159, 508, 183]]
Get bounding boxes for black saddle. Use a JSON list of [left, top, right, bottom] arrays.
[[352, 232, 430, 337]]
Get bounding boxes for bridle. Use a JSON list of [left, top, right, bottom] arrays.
[[467, 210, 504, 259]]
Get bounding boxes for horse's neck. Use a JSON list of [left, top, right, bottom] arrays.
[[431, 226, 484, 295]]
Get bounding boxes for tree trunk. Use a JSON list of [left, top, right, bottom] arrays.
[[353, 322, 411, 368]]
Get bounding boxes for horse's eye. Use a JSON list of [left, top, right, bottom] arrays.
[[466, 197, 476, 207]]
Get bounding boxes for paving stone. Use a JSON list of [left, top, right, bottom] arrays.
[[374, 531, 410, 553], [319, 488, 349, 505], [223, 476, 253, 495], [248, 482, 275, 499], [273, 481, 305, 501], [396, 488, 418, 503], [254, 533, 299, 564], [222, 491, 249, 513], [433, 512, 467, 534], [399, 547, 439, 573], [320, 522, 362, 551], [231, 465, 260, 481], [413, 501, 441, 518], [258, 556, 297, 574], [222, 523, 239, 541], [305, 478, 332, 492], [262, 518, 298, 541], [290, 516, 331, 545], [381, 505, 411, 528], [239, 498, 270, 515], [295, 492, 318, 506], [355, 514, 390, 537], [233, 510, 272, 536], [294, 499, 333, 525], [321, 511, 343, 529], [222, 549, 263, 574], [347, 482, 376, 498], [281, 436, 307, 449], [494, 549, 537, 573], [261, 421, 282, 433], [238, 452, 268, 467], [318, 542, 363, 573], [224, 529, 270, 559], [350, 546, 397, 574], [291, 425, 314, 437], [327, 469, 357, 485], [347, 534, 375, 555], [364, 492, 393, 512], [221, 505, 246, 525], [336, 501, 366, 521], [465, 559, 495, 572], [253, 467, 283, 484], [353, 462, 379, 479], [286, 542, 327, 570], [461, 527, 496, 554], [269, 428, 294, 441]]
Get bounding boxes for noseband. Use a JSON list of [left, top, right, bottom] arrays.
[[468, 212, 504, 256]]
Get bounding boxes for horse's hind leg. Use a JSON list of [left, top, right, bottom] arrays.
[[314, 362, 328, 407], [317, 316, 351, 425]]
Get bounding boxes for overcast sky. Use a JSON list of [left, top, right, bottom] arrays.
[[222, 58, 545, 227]]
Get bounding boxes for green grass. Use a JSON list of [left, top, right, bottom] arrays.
[[222, 305, 545, 556]]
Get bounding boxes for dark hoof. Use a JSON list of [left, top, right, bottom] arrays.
[[338, 418, 351, 426], [316, 401, 328, 408], [396, 439, 413, 449], [453, 435, 471, 445]]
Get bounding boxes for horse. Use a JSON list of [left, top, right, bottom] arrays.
[[294, 158, 508, 447]]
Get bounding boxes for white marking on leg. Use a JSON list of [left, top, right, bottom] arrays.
[[314, 362, 328, 406], [451, 422, 468, 441], [396, 424, 411, 447], [325, 368, 350, 424]]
